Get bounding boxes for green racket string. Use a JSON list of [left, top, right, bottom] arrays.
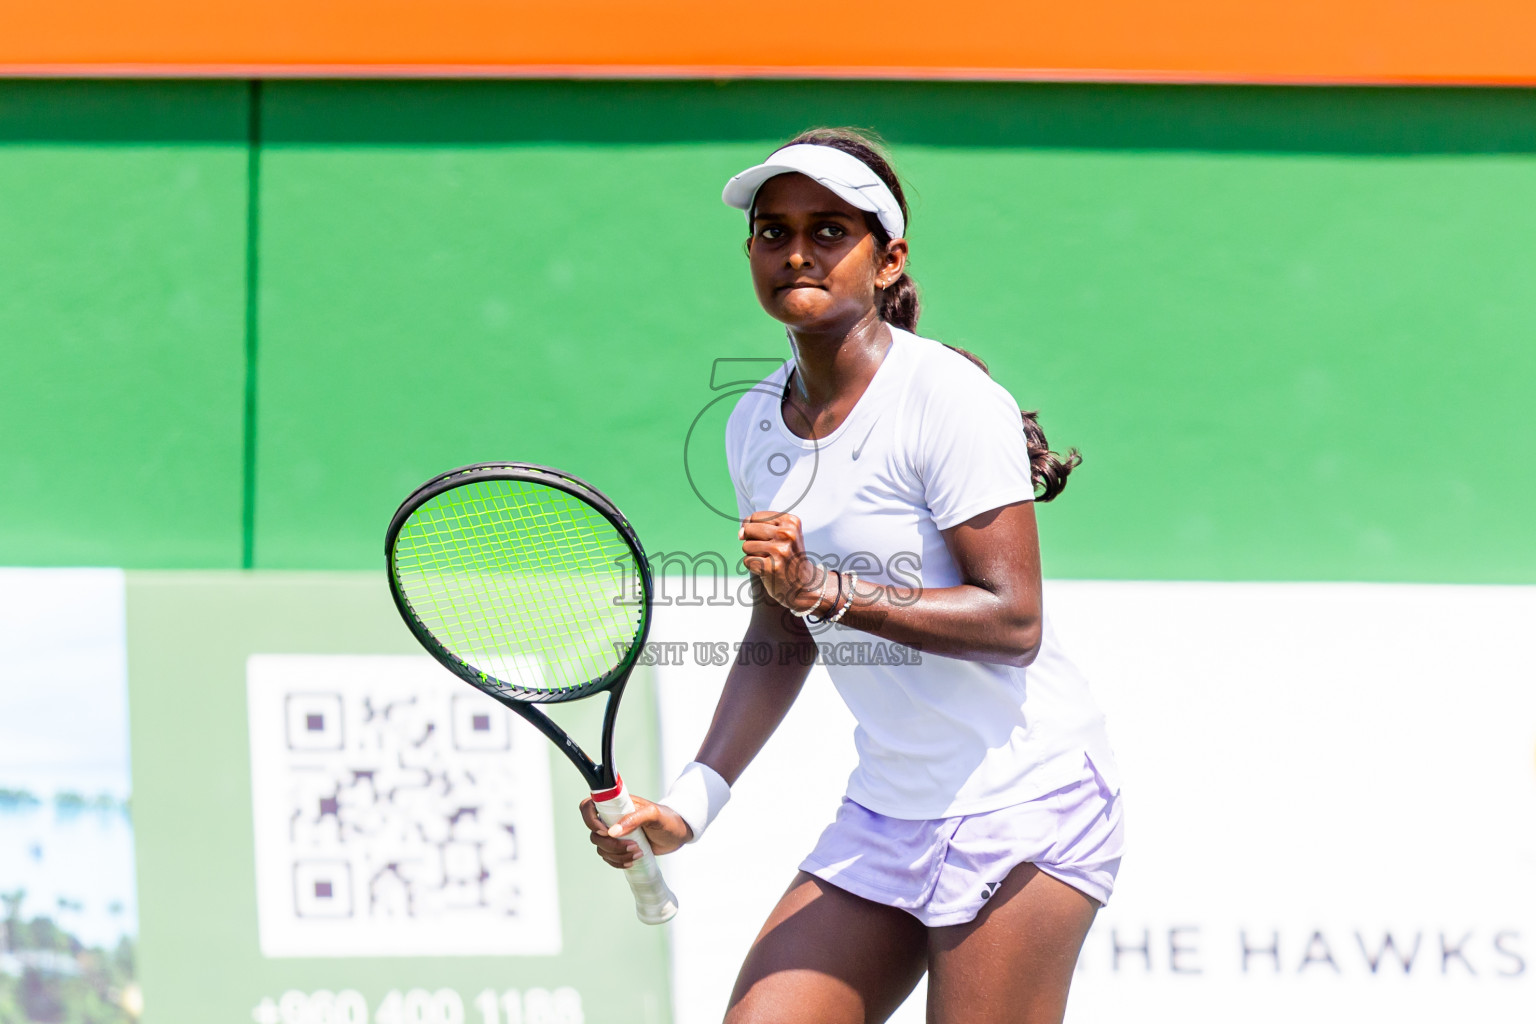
[[390, 479, 644, 697]]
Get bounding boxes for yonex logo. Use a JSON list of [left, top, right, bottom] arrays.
[[980, 882, 1002, 901]]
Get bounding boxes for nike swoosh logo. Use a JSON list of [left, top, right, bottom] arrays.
[[851, 417, 881, 460]]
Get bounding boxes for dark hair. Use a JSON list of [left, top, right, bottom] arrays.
[[779, 127, 1081, 502]]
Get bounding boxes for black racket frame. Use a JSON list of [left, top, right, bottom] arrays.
[[385, 462, 654, 792]]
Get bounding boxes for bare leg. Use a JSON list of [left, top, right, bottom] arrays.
[[925, 864, 1098, 1024], [726, 872, 929, 1024]]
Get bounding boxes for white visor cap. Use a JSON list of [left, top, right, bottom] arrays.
[[722, 144, 905, 241]]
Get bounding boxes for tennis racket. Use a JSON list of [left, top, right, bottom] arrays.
[[385, 461, 678, 925]]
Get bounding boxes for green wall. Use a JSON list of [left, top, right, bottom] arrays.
[[0, 82, 250, 568], [3, 80, 1535, 581]]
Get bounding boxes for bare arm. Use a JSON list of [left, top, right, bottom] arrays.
[[693, 579, 818, 784], [740, 500, 1043, 668], [580, 578, 815, 866]]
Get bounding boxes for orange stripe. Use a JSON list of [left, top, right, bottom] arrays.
[[2, 1, 1535, 84]]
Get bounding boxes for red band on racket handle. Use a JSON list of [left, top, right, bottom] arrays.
[[590, 775, 625, 803]]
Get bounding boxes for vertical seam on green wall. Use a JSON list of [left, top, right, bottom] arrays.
[[241, 80, 262, 569]]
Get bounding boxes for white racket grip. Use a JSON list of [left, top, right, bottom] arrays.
[[592, 778, 679, 925]]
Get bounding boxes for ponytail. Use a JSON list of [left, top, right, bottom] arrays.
[[879, 273, 920, 332], [1019, 409, 1081, 503]]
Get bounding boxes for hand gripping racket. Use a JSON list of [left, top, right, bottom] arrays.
[[385, 462, 678, 924]]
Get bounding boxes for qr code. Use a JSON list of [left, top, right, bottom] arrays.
[[247, 655, 561, 957]]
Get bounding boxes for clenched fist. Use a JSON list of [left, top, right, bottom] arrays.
[[739, 511, 830, 615]]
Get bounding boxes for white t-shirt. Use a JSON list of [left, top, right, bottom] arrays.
[[726, 328, 1120, 819]]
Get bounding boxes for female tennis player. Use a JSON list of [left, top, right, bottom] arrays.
[[581, 128, 1123, 1024]]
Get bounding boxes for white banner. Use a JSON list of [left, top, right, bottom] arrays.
[[653, 582, 1536, 1024]]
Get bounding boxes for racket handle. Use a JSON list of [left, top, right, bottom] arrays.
[[592, 778, 679, 925]]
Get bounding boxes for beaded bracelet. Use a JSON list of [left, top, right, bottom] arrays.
[[805, 570, 840, 626], [828, 571, 858, 624], [791, 565, 834, 619]]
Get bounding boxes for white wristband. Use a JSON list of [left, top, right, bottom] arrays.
[[661, 761, 732, 844]]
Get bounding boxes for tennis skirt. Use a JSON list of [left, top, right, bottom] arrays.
[[799, 755, 1124, 928]]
